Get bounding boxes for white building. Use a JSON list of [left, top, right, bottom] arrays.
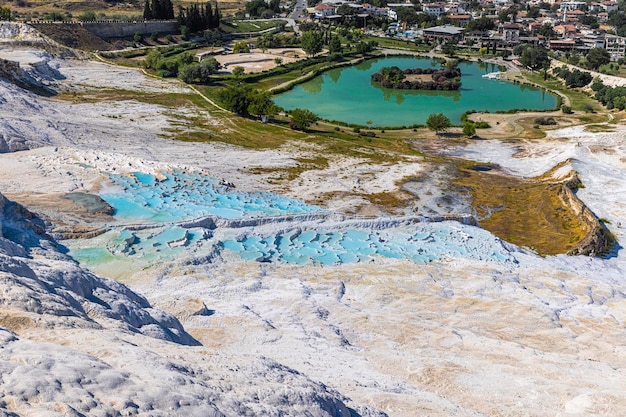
[[605, 34, 626, 61], [423, 3, 447, 17]]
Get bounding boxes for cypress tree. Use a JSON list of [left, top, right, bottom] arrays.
[[143, 0, 153, 20], [212, 2, 221, 29]]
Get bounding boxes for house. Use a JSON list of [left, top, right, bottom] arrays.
[[448, 14, 472, 27], [314, 3, 336, 18], [423, 3, 447, 17], [560, 1, 587, 11], [500, 23, 521, 44], [553, 24, 578, 38], [601, 1, 619, 13], [549, 39, 577, 50], [605, 34, 626, 60]]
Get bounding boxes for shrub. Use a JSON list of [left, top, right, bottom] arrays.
[[535, 116, 557, 125], [474, 121, 490, 129], [561, 105, 573, 114]]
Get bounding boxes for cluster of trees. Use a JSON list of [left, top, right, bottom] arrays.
[[592, 79, 626, 110], [371, 66, 461, 91], [216, 86, 320, 130], [289, 108, 319, 130], [553, 67, 592, 88], [143, 0, 174, 20], [179, 58, 221, 83], [232, 41, 250, 53], [245, 0, 280, 18], [217, 84, 279, 119], [256, 33, 300, 51], [585, 48, 611, 70], [143, 48, 194, 77], [608, 9, 626, 37], [178, 2, 221, 33], [514, 45, 550, 70]]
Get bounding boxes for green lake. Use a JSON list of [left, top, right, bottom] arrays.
[[274, 56, 558, 127]]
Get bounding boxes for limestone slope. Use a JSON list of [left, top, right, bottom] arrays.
[[0, 192, 384, 417]]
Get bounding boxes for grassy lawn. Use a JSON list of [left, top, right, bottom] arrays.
[[525, 72, 602, 112], [220, 20, 285, 33], [362, 36, 432, 53]]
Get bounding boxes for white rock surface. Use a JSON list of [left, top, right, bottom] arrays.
[[0, 28, 626, 417]]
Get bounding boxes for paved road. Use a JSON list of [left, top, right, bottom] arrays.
[[288, 0, 307, 21]]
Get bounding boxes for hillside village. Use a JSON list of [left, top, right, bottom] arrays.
[[308, 0, 626, 62]]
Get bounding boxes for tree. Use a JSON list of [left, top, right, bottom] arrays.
[[300, 30, 324, 57], [179, 58, 221, 83], [274, 57, 283, 65], [426, 112, 451, 135], [356, 41, 373, 55], [290, 108, 319, 130], [328, 36, 342, 55], [78, 11, 97, 21], [181, 25, 190, 40], [257, 33, 276, 52], [537, 23, 555, 39], [232, 66, 245, 77], [248, 90, 279, 119], [218, 84, 254, 115], [0, 6, 10, 21], [143, 0, 153, 20], [395, 7, 419, 25], [586, 48, 611, 70], [233, 41, 250, 53], [441, 43, 456, 57], [467, 17, 496, 32], [520, 46, 549, 70], [463, 122, 476, 138]]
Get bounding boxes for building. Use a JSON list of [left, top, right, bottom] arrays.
[[605, 34, 626, 61], [500, 23, 521, 44], [448, 14, 472, 27], [560, 1, 587, 11], [314, 3, 336, 18], [423, 24, 464, 41], [423, 3, 447, 17]]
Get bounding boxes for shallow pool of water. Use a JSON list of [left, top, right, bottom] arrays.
[[100, 169, 324, 222]]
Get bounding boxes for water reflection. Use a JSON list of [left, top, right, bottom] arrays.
[[328, 68, 341, 84], [302, 75, 323, 94], [378, 85, 462, 104]]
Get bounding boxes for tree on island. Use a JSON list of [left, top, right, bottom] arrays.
[[426, 113, 451, 135]]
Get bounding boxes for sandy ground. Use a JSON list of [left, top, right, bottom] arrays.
[[214, 47, 307, 73]]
